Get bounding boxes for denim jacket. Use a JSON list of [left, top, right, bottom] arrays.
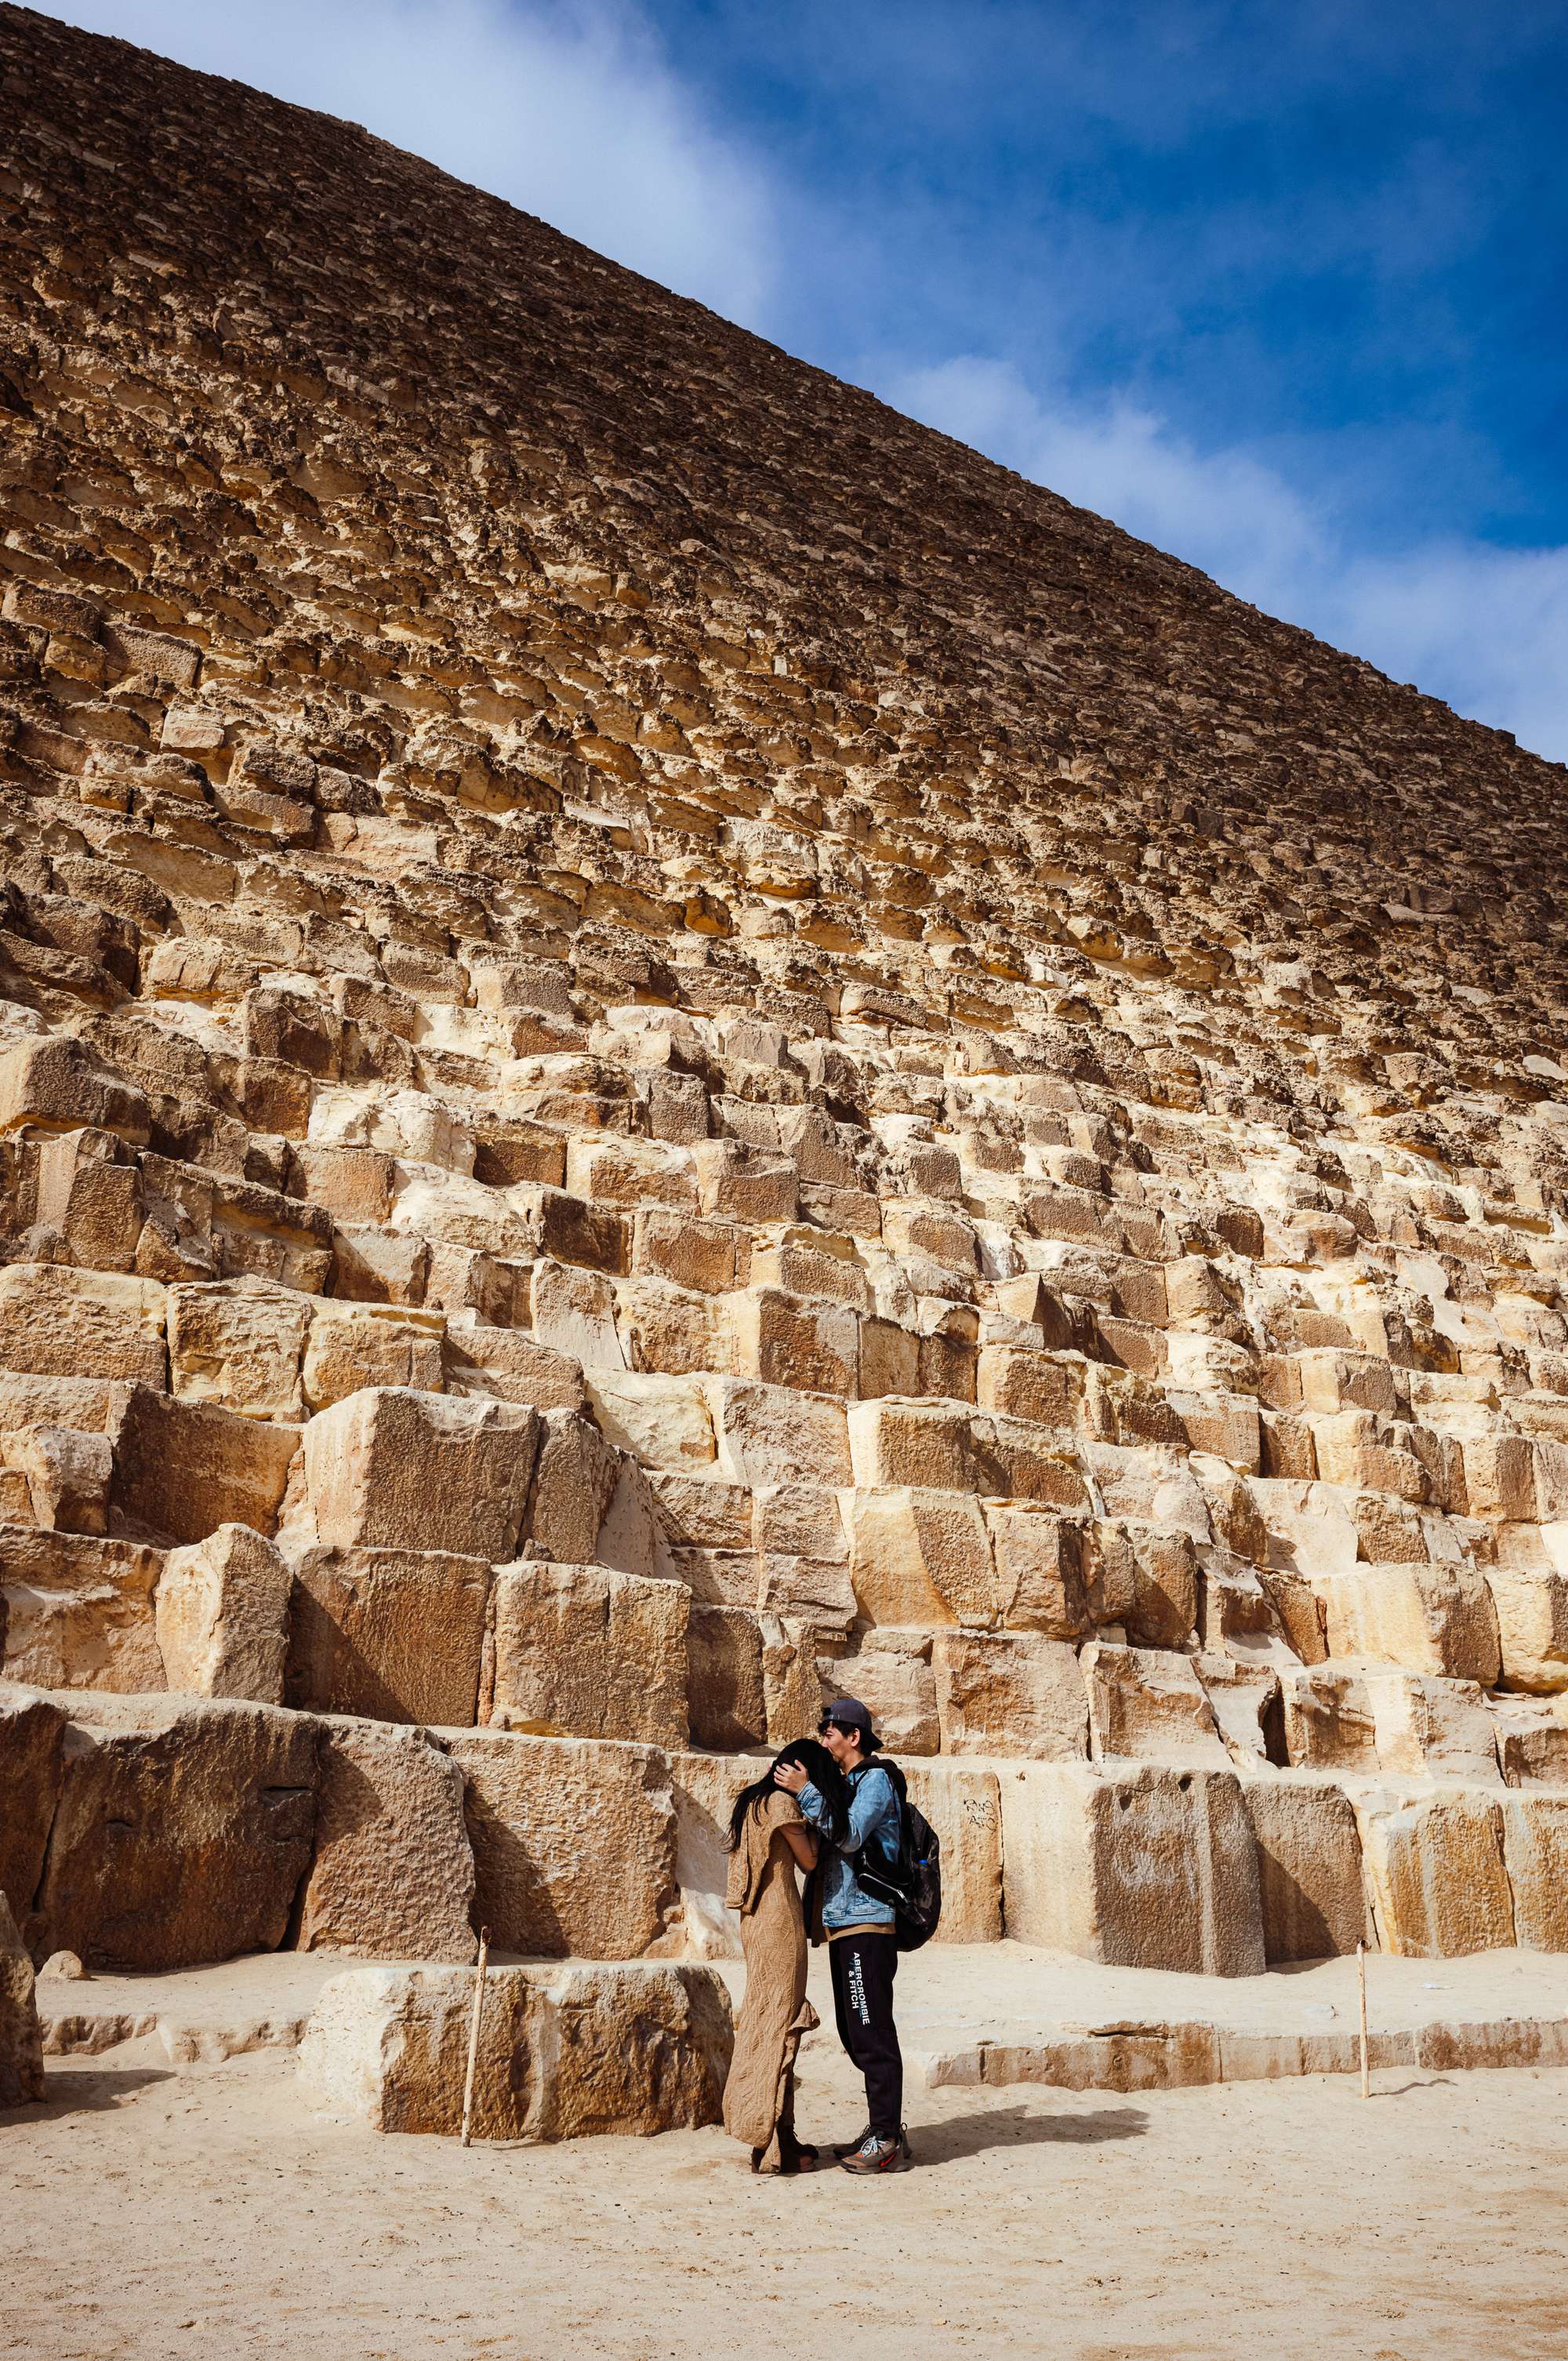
[[798, 1762, 899, 1932]]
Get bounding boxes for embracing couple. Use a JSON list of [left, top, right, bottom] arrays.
[[722, 1696, 913, 2178]]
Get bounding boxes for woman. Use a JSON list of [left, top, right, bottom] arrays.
[[723, 1738, 845, 2174]]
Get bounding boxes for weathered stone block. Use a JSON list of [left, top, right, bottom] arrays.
[[34, 1694, 317, 1971], [0, 1263, 165, 1387], [299, 1960, 731, 2140], [1238, 1774, 1368, 1962], [932, 1629, 1087, 1760], [0, 1682, 65, 1927], [296, 1719, 477, 1963], [0, 1892, 43, 2105], [486, 1560, 688, 1749], [285, 1546, 490, 1726], [1081, 1641, 1230, 1769], [0, 1530, 164, 1693], [1358, 1789, 1515, 1957], [111, 1386, 297, 1546], [1000, 1760, 1265, 1975], [838, 1484, 996, 1628], [155, 1522, 292, 1702], [444, 1731, 681, 1960], [292, 1387, 536, 1560], [1312, 1562, 1501, 1685], [167, 1277, 310, 1419]]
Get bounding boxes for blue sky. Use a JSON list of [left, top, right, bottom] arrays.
[[45, 1, 1568, 757]]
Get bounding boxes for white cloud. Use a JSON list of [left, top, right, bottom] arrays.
[[46, 0, 775, 323], [893, 355, 1568, 762]]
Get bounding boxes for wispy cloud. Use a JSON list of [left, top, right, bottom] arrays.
[[891, 355, 1568, 761], [45, 0, 776, 323]]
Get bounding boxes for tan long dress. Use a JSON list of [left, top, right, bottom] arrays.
[[722, 1789, 820, 2167]]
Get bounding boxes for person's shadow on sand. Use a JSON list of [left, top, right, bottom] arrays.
[[8, 2066, 175, 2123], [913, 2103, 1148, 2165]]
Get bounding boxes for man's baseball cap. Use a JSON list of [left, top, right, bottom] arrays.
[[820, 1696, 880, 1749]]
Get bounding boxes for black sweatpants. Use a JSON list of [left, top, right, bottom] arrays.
[[829, 1930, 902, 2139]]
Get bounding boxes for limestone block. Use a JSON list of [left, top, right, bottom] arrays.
[[848, 1398, 974, 1491], [0, 1036, 149, 1146], [34, 1694, 317, 1971], [525, 1410, 667, 1580], [670, 1751, 753, 1958], [691, 1139, 797, 1223], [1462, 1433, 1537, 1523], [299, 1960, 731, 2140], [1083, 1520, 1198, 1650], [1492, 1695, 1568, 1786], [34, 1130, 143, 1273], [1359, 1789, 1515, 1958], [705, 1379, 851, 1490], [1196, 1658, 1283, 1768], [632, 1208, 742, 1295], [688, 1603, 768, 1749], [933, 1630, 1087, 1760], [904, 1760, 1002, 1942], [839, 1487, 996, 1627], [0, 1892, 43, 2105], [0, 1682, 65, 1926], [155, 1523, 292, 1702], [1239, 1774, 1368, 1963], [111, 1386, 297, 1546], [751, 1481, 849, 1577], [684, 1605, 813, 1750], [303, 1303, 445, 1411], [1312, 1562, 1501, 1684], [858, 1316, 920, 1399], [529, 1259, 626, 1368], [0, 1530, 165, 1693], [1294, 1349, 1399, 1416], [3, 1424, 112, 1534], [616, 1275, 731, 1378], [1486, 1566, 1568, 1693], [1000, 1761, 1266, 1976], [975, 1345, 1082, 1430], [1501, 1793, 1568, 1951], [1363, 1673, 1501, 1785], [1312, 1412, 1428, 1502], [167, 1277, 311, 1419], [1081, 1642, 1230, 1769], [750, 1231, 869, 1312], [444, 1731, 681, 1959], [285, 1546, 491, 1727], [730, 1287, 859, 1397], [1279, 1665, 1380, 1772], [982, 1506, 1093, 1638], [294, 1387, 536, 1560], [309, 1084, 474, 1173], [0, 1263, 165, 1387], [443, 1322, 586, 1415], [586, 1370, 716, 1470], [487, 1560, 688, 1749], [295, 1719, 477, 1963], [1248, 1477, 1360, 1575], [838, 1636, 939, 1756]]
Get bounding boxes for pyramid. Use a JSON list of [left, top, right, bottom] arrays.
[[4, 5, 1568, 2119]]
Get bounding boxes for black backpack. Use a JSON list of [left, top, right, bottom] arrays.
[[851, 1760, 942, 1952]]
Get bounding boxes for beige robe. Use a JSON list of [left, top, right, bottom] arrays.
[[721, 1789, 819, 2164]]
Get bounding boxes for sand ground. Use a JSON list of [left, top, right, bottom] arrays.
[[8, 2018, 1568, 2361]]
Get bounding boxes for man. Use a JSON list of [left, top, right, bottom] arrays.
[[775, 1696, 909, 2175]]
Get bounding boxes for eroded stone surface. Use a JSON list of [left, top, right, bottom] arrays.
[[2, 9, 1568, 1980]]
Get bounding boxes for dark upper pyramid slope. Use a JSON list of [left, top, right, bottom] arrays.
[[0, 0, 1564, 1190]]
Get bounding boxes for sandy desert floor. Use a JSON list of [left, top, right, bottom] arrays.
[[8, 2024, 1568, 2361]]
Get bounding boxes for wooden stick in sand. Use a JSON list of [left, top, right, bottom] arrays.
[[460, 1925, 492, 2148], [1357, 1938, 1370, 2101]]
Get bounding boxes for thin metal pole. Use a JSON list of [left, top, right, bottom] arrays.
[[1357, 1939, 1370, 2101], [460, 1926, 492, 2147]]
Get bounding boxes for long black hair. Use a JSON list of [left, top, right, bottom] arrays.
[[728, 1738, 847, 1851]]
